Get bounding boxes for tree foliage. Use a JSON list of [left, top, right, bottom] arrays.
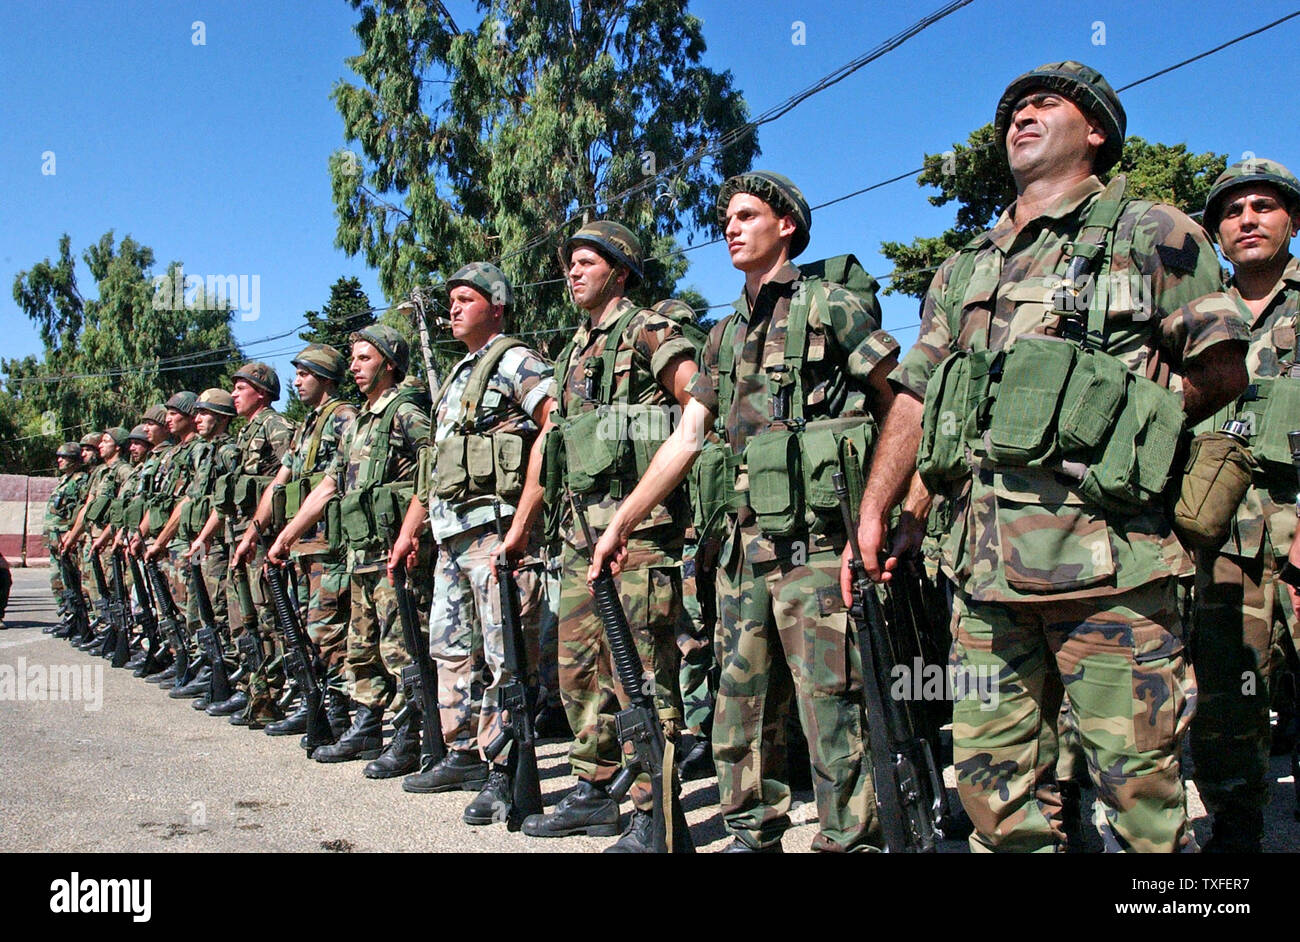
[[2, 232, 241, 474], [880, 125, 1228, 300], [331, 0, 757, 365]]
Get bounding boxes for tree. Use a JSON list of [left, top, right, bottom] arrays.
[[879, 125, 1228, 300], [3, 231, 242, 473], [299, 275, 375, 399], [330, 0, 757, 367]]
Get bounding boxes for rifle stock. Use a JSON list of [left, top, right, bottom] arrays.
[[394, 561, 446, 771], [265, 561, 335, 752], [187, 560, 235, 703]]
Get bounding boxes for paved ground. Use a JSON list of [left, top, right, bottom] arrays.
[[2, 566, 1297, 853]]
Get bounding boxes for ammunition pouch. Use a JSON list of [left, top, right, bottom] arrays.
[[433, 430, 529, 504], [559, 403, 673, 497], [340, 482, 410, 552], [1173, 431, 1256, 549], [689, 442, 739, 546], [124, 499, 145, 532], [281, 474, 343, 556], [919, 336, 1185, 514], [1236, 377, 1300, 477], [179, 496, 211, 541], [86, 494, 113, 527], [215, 472, 269, 520]]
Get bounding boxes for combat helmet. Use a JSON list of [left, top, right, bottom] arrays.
[[56, 442, 82, 462], [142, 404, 168, 426], [716, 171, 813, 258], [127, 424, 152, 445], [80, 433, 102, 449], [104, 426, 131, 449], [165, 391, 198, 416], [448, 262, 514, 310], [350, 323, 410, 378], [195, 388, 237, 417], [560, 221, 645, 289], [232, 361, 281, 401], [291, 343, 348, 385], [1203, 158, 1300, 238], [994, 60, 1127, 173]]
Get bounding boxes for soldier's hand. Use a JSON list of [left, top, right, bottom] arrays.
[[490, 521, 529, 574], [231, 534, 253, 568], [184, 537, 206, 560], [858, 511, 894, 584], [588, 526, 628, 581], [387, 533, 416, 582], [266, 535, 290, 567]]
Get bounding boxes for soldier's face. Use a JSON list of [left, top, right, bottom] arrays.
[[98, 434, 117, 461], [448, 285, 502, 345], [1005, 90, 1105, 180], [294, 367, 326, 408], [56, 456, 71, 473], [724, 193, 796, 274], [1217, 184, 1299, 273], [165, 409, 193, 438], [80, 446, 96, 464], [146, 421, 167, 445], [231, 379, 262, 417], [567, 247, 624, 312], [129, 441, 149, 463], [194, 411, 217, 438], [350, 340, 392, 393]]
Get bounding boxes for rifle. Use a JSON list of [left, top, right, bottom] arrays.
[[109, 549, 133, 668], [1279, 431, 1300, 820], [144, 558, 203, 687], [188, 560, 237, 704], [127, 553, 166, 676], [265, 561, 335, 753], [393, 560, 446, 772], [568, 491, 693, 853], [229, 560, 268, 680], [88, 550, 113, 646], [833, 471, 943, 853], [482, 504, 543, 830], [59, 551, 93, 643]]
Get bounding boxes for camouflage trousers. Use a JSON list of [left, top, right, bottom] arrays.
[[1190, 541, 1296, 842], [678, 542, 718, 735], [557, 539, 682, 812], [427, 524, 545, 763], [347, 566, 427, 712], [167, 544, 200, 662], [951, 579, 1196, 853], [221, 540, 284, 716], [48, 539, 67, 614], [298, 553, 351, 694], [714, 526, 876, 852]]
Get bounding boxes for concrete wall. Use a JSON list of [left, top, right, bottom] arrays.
[[0, 474, 55, 566]]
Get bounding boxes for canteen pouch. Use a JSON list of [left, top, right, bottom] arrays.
[[1058, 348, 1127, 454], [1247, 377, 1300, 472], [340, 487, 376, 549], [986, 337, 1077, 466], [690, 441, 733, 544], [744, 429, 802, 537], [561, 408, 620, 494], [434, 437, 470, 501], [1173, 431, 1255, 549], [493, 432, 526, 501]]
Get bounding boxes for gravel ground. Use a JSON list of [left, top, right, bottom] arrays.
[[2, 566, 1296, 853]]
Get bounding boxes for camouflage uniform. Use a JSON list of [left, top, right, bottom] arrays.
[[1191, 252, 1300, 847], [280, 394, 357, 695], [222, 406, 294, 717], [183, 433, 241, 659], [896, 174, 1246, 852], [154, 435, 205, 660], [47, 459, 89, 614], [553, 297, 694, 811], [686, 260, 897, 852], [677, 536, 717, 735], [328, 383, 430, 714], [82, 454, 132, 606], [423, 336, 553, 762]]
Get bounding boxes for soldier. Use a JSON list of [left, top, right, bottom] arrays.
[[590, 174, 898, 852], [95, 424, 153, 558], [388, 263, 555, 814], [848, 61, 1248, 852], [233, 344, 357, 743], [193, 363, 294, 726], [521, 221, 700, 852], [268, 325, 431, 770], [1194, 158, 1300, 852], [45, 442, 88, 636]]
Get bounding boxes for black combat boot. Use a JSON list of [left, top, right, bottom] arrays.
[[363, 712, 421, 779], [265, 699, 311, 737], [677, 734, 715, 782], [402, 750, 488, 794], [521, 780, 620, 838], [146, 662, 177, 685], [168, 666, 212, 699], [312, 703, 384, 763], [1203, 807, 1264, 854], [463, 769, 512, 825], [206, 689, 250, 717], [326, 689, 351, 738], [533, 702, 572, 740]]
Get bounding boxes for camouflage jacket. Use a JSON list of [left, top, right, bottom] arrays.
[[686, 261, 897, 560], [423, 333, 555, 540], [328, 384, 430, 572], [558, 296, 697, 566], [226, 407, 293, 538], [154, 436, 203, 546], [281, 395, 358, 555], [110, 458, 147, 529], [46, 469, 89, 536], [84, 458, 133, 533], [1214, 254, 1300, 562], [186, 433, 240, 512], [894, 175, 1245, 602]]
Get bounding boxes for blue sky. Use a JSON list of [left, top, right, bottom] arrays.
[[2, 0, 1298, 400]]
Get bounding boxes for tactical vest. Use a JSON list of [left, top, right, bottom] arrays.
[[1231, 350, 1300, 480], [86, 462, 130, 528], [338, 386, 429, 553], [275, 397, 348, 554], [692, 255, 879, 541], [915, 176, 1186, 515], [214, 412, 288, 521], [542, 303, 707, 536], [152, 438, 200, 535], [431, 335, 534, 505], [181, 438, 240, 541]]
